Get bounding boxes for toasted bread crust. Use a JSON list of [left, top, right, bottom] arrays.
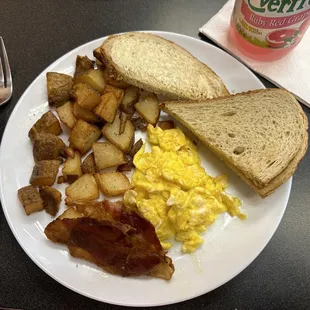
[[161, 89, 308, 198], [219, 132, 308, 197], [99, 32, 229, 100]]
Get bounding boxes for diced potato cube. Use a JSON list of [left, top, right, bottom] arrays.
[[60, 146, 75, 159], [33, 133, 65, 162], [102, 113, 134, 153], [94, 92, 118, 123], [65, 173, 99, 201], [95, 172, 132, 196], [44, 220, 69, 243], [71, 83, 101, 110], [58, 207, 83, 220], [158, 120, 175, 130], [28, 111, 62, 141], [92, 142, 126, 170], [93, 47, 105, 69], [93, 47, 105, 63], [73, 103, 100, 123], [102, 68, 130, 89], [120, 86, 140, 114], [81, 152, 96, 174], [18, 185, 44, 215], [57, 175, 66, 184], [39, 186, 62, 216], [135, 94, 160, 125], [132, 116, 148, 132], [119, 112, 127, 134], [56, 101, 77, 129], [74, 69, 106, 94], [30, 160, 61, 186], [95, 59, 105, 70], [74, 55, 94, 77], [69, 120, 101, 155], [104, 85, 124, 106], [62, 151, 83, 184], [46, 72, 73, 107]]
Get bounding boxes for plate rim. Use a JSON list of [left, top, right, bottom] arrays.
[[0, 30, 291, 307]]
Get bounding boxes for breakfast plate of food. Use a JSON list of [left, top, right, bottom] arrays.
[[0, 31, 307, 306]]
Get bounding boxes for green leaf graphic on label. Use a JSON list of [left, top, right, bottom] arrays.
[[283, 37, 293, 42]]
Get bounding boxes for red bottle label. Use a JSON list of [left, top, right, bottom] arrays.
[[232, 0, 310, 48]]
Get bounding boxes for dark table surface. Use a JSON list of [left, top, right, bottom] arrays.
[[1, 1, 309, 309]]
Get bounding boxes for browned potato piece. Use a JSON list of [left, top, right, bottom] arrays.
[[158, 120, 175, 130], [95, 172, 132, 197], [73, 103, 100, 123], [39, 186, 62, 216], [120, 86, 140, 114], [60, 146, 75, 159], [119, 112, 128, 134], [28, 111, 62, 141], [93, 47, 104, 63], [71, 83, 101, 110], [94, 92, 118, 123], [117, 162, 133, 172], [93, 48, 105, 69], [33, 133, 65, 162], [132, 116, 148, 132], [56, 101, 77, 129], [74, 69, 106, 94], [58, 207, 83, 220], [71, 200, 116, 217], [135, 94, 160, 125], [30, 160, 61, 186], [92, 142, 126, 170], [95, 59, 105, 70], [104, 85, 124, 106], [46, 72, 73, 107], [18, 185, 44, 215], [102, 114, 134, 153], [129, 138, 143, 158], [57, 175, 66, 184], [65, 173, 99, 201], [74, 55, 94, 77], [81, 152, 96, 174], [62, 151, 83, 184], [44, 219, 69, 243], [102, 68, 130, 89], [69, 120, 101, 155]]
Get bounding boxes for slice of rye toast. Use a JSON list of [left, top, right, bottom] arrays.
[[160, 88, 308, 197], [98, 32, 229, 100]]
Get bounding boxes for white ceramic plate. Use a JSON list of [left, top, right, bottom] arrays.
[[0, 31, 291, 307]]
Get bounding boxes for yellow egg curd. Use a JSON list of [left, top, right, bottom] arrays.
[[123, 125, 246, 253]]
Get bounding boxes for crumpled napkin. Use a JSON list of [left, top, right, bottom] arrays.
[[200, 0, 310, 108]]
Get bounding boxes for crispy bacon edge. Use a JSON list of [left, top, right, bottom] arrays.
[[44, 200, 174, 280]]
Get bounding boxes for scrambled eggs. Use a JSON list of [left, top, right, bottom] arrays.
[[124, 125, 246, 253]]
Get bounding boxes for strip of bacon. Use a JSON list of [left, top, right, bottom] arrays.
[[45, 203, 174, 280]]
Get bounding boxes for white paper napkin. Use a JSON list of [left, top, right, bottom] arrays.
[[199, 0, 310, 108]]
